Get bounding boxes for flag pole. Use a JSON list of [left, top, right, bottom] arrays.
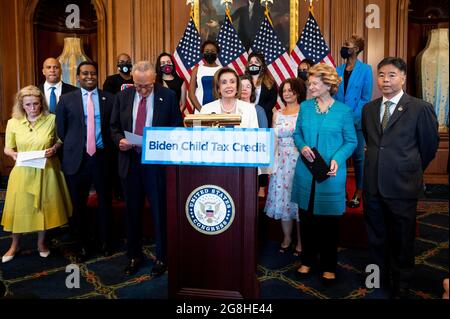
[[222, 0, 233, 23], [186, 0, 197, 27], [306, 0, 315, 17], [261, 0, 273, 26]]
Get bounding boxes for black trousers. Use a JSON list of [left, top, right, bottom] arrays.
[[299, 180, 341, 273], [65, 149, 113, 249], [363, 192, 417, 288], [122, 151, 167, 262]]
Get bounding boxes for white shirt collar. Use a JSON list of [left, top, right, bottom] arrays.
[[382, 90, 404, 106], [44, 81, 62, 91]]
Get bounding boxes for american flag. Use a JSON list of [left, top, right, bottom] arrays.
[[216, 14, 248, 75], [251, 15, 297, 108], [291, 12, 335, 67], [173, 17, 203, 114]]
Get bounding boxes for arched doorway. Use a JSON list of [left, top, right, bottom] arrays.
[[33, 0, 98, 86], [21, 0, 107, 87]]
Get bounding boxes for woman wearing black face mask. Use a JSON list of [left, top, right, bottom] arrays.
[[245, 52, 278, 127], [188, 40, 221, 113], [103, 53, 134, 95], [334, 35, 373, 209], [156, 52, 186, 113]]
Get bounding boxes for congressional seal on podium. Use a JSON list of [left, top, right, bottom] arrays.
[[185, 185, 235, 235]]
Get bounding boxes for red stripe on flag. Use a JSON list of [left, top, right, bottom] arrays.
[[279, 55, 296, 79]]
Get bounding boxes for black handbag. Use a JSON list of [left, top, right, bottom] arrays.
[[300, 147, 330, 183]]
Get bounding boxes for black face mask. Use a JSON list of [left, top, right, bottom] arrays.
[[203, 53, 217, 64], [248, 64, 261, 75], [298, 71, 308, 81], [340, 47, 352, 59], [161, 64, 174, 75], [118, 63, 132, 74]]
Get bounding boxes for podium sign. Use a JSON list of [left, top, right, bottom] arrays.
[[149, 127, 266, 298], [142, 127, 274, 167]]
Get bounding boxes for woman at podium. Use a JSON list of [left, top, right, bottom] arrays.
[[200, 67, 258, 128]]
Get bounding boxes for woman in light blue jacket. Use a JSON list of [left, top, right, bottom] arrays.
[[292, 64, 357, 284], [335, 35, 373, 208]]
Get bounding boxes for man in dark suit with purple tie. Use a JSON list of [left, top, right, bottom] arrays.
[[110, 61, 182, 276], [362, 57, 439, 299], [56, 61, 115, 261]]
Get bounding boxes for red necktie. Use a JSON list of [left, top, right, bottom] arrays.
[[86, 92, 96, 156], [134, 96, 147, 136]]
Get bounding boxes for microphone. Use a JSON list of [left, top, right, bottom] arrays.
[[29, 128, 33, 132]]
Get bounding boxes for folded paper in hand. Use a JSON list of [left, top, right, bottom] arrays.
[[300, 147, 330, 183]]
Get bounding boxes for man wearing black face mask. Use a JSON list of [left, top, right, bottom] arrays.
[[103, 53, 134, 95], [102, 54, 134, 201]]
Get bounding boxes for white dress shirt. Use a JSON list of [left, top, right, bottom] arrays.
[[132, 91, 154, 133], [380, 90, 404, 123], [44, 81, 63, 106]]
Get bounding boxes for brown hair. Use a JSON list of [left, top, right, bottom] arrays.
[[213, 68, 241, 99], [239, 74, 256, 103], [348, 35, 365, 53], [245, 52, 275, 89], [12, 85, 49, 119], [279, 78, 306, 105], [308, 64, 342, 96]]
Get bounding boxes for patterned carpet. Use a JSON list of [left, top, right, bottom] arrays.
[[0, 178, 448, 299]]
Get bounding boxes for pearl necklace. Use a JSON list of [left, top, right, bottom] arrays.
[[220, 99, 237, 114], [314, 98, 334, 114]]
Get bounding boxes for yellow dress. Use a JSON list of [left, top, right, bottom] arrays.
[[1, 114, 72, 233]]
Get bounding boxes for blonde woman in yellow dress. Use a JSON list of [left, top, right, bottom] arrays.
[[2, 85, 72, 263]]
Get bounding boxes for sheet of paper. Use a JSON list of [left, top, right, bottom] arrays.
[[125, 131, 143, 146], [16, 150, 46, 162], [16, 150, 47, 169]]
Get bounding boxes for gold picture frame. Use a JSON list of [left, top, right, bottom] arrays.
[[192, 0, 299, 51]]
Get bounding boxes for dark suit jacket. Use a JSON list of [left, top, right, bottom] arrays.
[[362, 93, 439, 199], [38, 82, 78, 109], [258, 84, 278, 127], [232, 2, 265, 50], [110, 84, 183, 178], [56, 89, 115, 175]]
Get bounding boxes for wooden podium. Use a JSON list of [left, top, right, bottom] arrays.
[[166, 165, 259, 299]]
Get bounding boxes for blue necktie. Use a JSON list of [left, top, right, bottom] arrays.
[[49, 87, 57, 113]]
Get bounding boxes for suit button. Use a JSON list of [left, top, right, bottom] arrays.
[[380, 146, 384, 150]]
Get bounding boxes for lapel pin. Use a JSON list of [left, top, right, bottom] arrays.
[[398, 106, 403, 111], [159, 97, 163, 101], [102, 97, 106, 100]]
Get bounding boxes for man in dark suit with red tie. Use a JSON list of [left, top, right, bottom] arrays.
[[362, 57, 439, 298], [110, 61, 182, 276], [56, 61, 115, 261], [38, 57, 77, 113]]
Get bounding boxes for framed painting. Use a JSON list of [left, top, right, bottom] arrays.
[[192, 0, 299, 51]]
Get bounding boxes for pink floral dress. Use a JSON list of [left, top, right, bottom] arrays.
[[264, 112, 299, 221]]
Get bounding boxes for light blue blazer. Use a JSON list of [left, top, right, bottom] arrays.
[[335, 60, 373, 129], [291, 99, 357, 215]]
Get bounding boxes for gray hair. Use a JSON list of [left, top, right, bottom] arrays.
[[132, 61, 156, 73]]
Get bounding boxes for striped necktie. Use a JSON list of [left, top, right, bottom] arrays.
[[381, 100, 393, 131]]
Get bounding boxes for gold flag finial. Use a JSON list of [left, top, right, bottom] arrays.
[[186, 0, 195, 18], [305, 0, 317, 15], [221, 0, 233, 22], [261, 0, 274, 26]]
